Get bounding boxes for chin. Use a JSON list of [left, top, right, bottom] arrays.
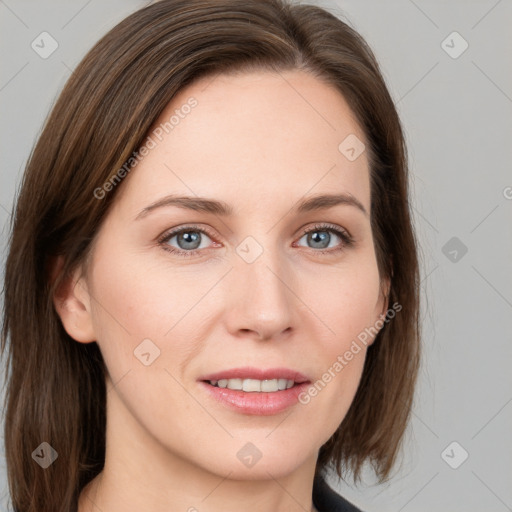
[[207, 446, 311, 481]]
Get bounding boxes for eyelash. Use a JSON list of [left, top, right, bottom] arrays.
[[157, 223, 355, 258]]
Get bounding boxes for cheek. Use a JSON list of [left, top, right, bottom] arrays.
[[305, 258, 382, 345], [87, 245, 225, 386], [88, 243, 193, 338], [296, 259, 380, 418]]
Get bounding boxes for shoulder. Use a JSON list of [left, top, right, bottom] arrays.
[[312, 473, 364, 512]]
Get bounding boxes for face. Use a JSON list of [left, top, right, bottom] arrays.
[[59, 69, 389, 480]]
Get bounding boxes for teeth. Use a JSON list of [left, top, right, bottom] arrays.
[[277, 378, 288, 390], [243, 379, 261, 392], [208, 378, 296, 392]]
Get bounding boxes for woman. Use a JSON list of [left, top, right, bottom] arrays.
[[1, 1, 421, 511]]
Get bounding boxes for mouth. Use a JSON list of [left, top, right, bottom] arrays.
[[197, 367, 312, 415], [198, 366, 310, 390]]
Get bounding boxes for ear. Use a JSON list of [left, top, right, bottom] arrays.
[[51, 255, 96, 343], [367, 275, 391, 347], [378, 276, 391, 318]]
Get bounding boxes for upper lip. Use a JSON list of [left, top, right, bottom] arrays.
[[199, 366, 311, 384]]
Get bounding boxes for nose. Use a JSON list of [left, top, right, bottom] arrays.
[[223, 245, 295, 341]]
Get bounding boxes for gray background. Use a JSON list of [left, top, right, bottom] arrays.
[[1, 1, 511, 511]]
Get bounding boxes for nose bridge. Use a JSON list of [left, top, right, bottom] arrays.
[[226, 234, 295, 338]]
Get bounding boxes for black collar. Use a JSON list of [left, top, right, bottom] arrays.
[[312, 473, 363, 512]]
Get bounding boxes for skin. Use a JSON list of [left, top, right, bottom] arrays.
[[54, 69, 390, 512]]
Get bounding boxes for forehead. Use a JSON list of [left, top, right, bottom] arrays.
[[115, 69, 370, 216]]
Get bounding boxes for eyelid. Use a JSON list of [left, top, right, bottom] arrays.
[[297, 222, 353, 242]]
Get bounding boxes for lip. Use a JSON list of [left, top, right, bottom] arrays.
[[199, 381, 311, 416], [198, 366, 311, 384], [197, 366, 312, 416]]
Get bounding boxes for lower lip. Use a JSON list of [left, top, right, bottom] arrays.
[[199, 381, 311, 416]]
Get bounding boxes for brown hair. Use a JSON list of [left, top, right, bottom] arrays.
[[1, 0, 420, 510]]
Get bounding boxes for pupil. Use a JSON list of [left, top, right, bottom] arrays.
[[179, 231, 201, 250], [309, 231, 329, 249]]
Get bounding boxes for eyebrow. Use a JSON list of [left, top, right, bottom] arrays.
[[135, 192, 368, 220]]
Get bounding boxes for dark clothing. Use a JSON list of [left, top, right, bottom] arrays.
[[312, 473, 363, 512]]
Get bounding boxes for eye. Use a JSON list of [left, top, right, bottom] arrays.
[[157, 222, 354, 258], [158, 225, 218, 257], [294, 223, 354, 254]]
